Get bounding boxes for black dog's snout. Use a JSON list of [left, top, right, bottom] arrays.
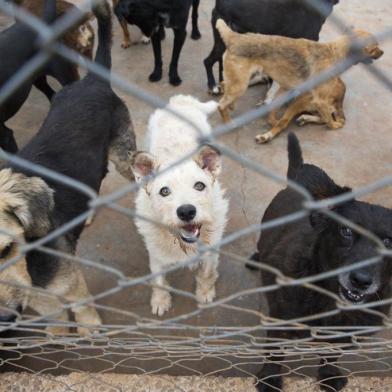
[[177, 204, 196, 222], [349, 270, 372, 290]]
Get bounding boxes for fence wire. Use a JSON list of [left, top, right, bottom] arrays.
[[0, 0, 391, 390]]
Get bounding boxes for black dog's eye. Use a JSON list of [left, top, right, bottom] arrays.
[[383, 238, 392, 249], [194, 182, 206, 191], [159, 187, 171, 197], [0, 243, 14, 259], [340, 227, 353, 239]]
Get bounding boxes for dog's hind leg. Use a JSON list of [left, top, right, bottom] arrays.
[[34, 75, 56, 102], [196, 255, 218, 304], [109, 104, 136, 181], [255, 94, 311, 144], [318, 356, 347, 392], [149, 31, 163, 82], [204, 9, 225, 95], [296, 113, 324, 126], [191, 0, 201, 40], [168, 28, 187, 86], [317, 104, 345, 130], [0, 123, 18, 153], [119, 19, 131, 49]]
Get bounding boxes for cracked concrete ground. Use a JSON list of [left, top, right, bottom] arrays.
[[0, 0, 392, 389]]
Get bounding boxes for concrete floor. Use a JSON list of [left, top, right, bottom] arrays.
[[1, 0, 392, 385]]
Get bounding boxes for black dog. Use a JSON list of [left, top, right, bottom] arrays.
[[250, 133, 392, 391], [204, 0, 339, 94], [0, 0, 79, 153], [0, 0, 135, 335], [114, 0, 201, 86]]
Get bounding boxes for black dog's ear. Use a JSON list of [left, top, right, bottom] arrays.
[[0, 169, 54, 238], [308, 177, 351, 233]]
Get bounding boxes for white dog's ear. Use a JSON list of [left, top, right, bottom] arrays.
[[194, 145, 222, 178], [131, 151, 157, 184], [198, 100, 218, 116]]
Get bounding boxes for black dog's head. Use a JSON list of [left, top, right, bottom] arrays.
[[117, 0, 159, 37], [288, 133, 392, 305], [310, 199, 392, 304]]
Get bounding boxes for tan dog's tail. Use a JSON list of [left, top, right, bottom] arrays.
[[216, 19, 237, 48]]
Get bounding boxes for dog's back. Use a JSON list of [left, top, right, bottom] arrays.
[[215, 0, 338, 40], [145, 95, 218, 163]]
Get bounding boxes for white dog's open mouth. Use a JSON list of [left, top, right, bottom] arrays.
[[179, 224, 201, 244]]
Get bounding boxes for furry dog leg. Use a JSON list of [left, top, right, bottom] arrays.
[[150, 261, 172, 316], [29, 293, 70, 336], [196, 254, 218, 303], [318, 356, 347, 392], [109, 105, 136, 181], [63, 267, 101, 336], [255, 93, 312, 144], [0, 123, 18, 153], [119, 19, 131, 48]]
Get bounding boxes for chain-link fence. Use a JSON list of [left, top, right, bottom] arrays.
[[0, 0, 392, 390]]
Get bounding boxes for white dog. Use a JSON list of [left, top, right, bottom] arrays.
[[131, 95, 229, 316]]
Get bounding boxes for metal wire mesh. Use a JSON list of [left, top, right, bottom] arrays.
[[0, 0, 391, 390]]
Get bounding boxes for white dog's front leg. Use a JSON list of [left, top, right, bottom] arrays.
[[150, 262, 172, 316], [196, 254, 219, 304]]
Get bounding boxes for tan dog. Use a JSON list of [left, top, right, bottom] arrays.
[[216, 19, 384, 143]]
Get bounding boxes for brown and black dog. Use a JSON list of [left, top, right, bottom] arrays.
[[11, 0, 95, 101], [216, 19, 383, 144]]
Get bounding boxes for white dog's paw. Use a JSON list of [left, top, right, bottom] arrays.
[[255, 131, 273, 144], [196, 284, 216, 304], [151, 289, 172, 316]]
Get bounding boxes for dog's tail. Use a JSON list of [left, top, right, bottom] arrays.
[[245, 252, 261, 271], [43, 0, 56, 24], [92, 0, 112, 71], [287, 133, 303, 180], [216, 18, 237, 48]]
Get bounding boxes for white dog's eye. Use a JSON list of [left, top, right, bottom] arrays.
[[159, 187, 171, 197], [194, 182, 206, 191]]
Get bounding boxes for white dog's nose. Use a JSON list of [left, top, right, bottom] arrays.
[[177, 204, 196, 222]]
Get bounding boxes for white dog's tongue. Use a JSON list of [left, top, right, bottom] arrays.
[[180, 224, 200, 243]]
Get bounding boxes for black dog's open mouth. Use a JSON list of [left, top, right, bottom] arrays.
[[179, 224, 201, 244], [339, 286, 366, 303]]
